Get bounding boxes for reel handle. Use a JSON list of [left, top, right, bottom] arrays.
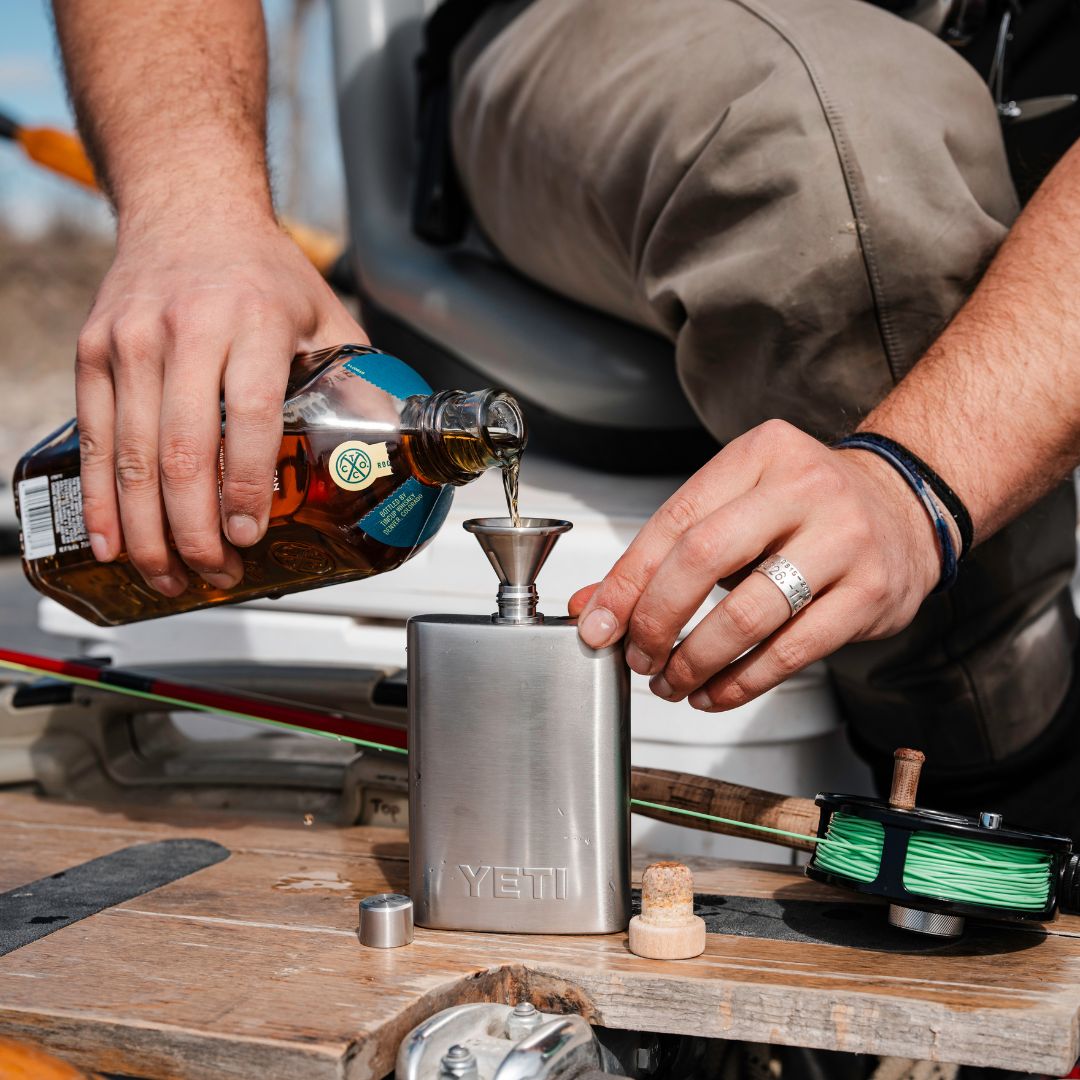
[[888, 747, 925, 811], [630, 766, 820, 852]]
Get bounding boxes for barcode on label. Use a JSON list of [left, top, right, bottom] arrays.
[[18, 476, 56, 560]]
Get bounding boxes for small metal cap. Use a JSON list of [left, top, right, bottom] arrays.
[[358, 892, 414, 948], [979, 810, 1003, 829]]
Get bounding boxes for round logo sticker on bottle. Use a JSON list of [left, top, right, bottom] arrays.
[[329, 440, 392, 492]]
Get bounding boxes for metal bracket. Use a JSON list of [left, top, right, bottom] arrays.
[[396, 1003, 616, 1080], [394, 1002, 722, 1079]]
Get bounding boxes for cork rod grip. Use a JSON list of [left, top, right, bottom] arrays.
[[888, 747, 925, 811], [630, 766, 820, 852]]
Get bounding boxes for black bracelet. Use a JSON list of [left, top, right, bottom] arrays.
[[838, 432, 973, 559], [834, 434, 960, 591]]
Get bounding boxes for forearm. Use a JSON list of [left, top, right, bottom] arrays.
[[861, 140, 1080, 544], [52, 0, 273, 232], [52, 0, 365, 597]]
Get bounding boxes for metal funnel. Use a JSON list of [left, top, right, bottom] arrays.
[[464, 517, 572, 622]]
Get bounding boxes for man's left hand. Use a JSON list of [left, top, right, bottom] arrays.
[[569, 420, 943, 711]]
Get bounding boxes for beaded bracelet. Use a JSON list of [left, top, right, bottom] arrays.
[[832, 433, 964, 592]]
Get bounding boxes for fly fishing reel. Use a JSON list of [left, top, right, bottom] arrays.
[[805, 749, 1080, 937]]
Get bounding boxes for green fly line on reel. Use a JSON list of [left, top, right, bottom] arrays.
[[805, 793, 1076, 935], [812, 812, 1055, 911], [812, 814, 884, 884]]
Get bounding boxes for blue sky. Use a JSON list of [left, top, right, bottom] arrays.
[[0, 0, 346, 236]]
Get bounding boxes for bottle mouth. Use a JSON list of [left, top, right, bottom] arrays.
[[478, 392, 527, 457], [409, 389, 527, 486]]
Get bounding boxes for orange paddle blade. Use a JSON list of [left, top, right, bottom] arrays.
[[0, 1036, 104, 1079], [6, 119, 345, 277], [16, 125, 98, 189]]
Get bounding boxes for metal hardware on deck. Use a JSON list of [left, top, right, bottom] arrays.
[[398, 1003, 614, 1080]]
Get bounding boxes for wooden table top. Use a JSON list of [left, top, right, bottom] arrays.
[[1, 790, 1079, 1079]]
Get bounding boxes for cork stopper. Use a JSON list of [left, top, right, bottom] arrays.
[[639, 862, 696, 926], [628, 861, 706, 960], [888, 747, 925, 811]]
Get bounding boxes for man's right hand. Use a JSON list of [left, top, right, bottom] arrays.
[[76, 213, 366, 596], [50, 0, 364, 597]]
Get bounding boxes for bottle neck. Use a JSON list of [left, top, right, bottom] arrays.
[[408, 389, 527, 486]]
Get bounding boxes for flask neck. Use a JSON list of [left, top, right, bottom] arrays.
[[408, 389, 527, 486]]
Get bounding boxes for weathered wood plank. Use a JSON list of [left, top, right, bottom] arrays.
[[1, 791, 1078, 1078]]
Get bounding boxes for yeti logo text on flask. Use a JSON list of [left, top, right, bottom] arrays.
[[459, 865, 568, 900]]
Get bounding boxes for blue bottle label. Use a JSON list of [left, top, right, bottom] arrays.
[[344, 352, 432, 400], [343, 350, 452, 550], [358, 477, 454, 549]]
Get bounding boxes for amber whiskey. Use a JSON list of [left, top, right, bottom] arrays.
[[14, 345, 526, 626]]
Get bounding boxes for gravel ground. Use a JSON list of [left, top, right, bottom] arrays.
[[0, 223, 111, 650], [0, 556, 78, 655], [0, 223, 113, 480]]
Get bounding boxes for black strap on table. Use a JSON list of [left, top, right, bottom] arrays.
[[0, 839, 230, 956], [632, 890, 1030, 952]]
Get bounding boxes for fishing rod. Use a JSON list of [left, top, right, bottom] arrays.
[[0, 647, 822, 839], [0, 646, 407, 753], [3, 647, 1079, 937], [0, 647, 816, 838]]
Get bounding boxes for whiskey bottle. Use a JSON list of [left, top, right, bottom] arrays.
[[14, 345, 526, 626]]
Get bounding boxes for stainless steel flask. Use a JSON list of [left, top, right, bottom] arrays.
[[407, 517, 630, 933]]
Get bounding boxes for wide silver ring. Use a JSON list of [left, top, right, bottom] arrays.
[[753, 555, 813, 617]]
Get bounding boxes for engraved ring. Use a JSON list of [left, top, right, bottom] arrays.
[[753, 555, 813, 617]]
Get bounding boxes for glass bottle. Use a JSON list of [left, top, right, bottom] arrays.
[[13, 345, 526, 626]]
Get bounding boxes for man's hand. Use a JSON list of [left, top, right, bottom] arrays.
[[77, 216, 365, 595], [52, 0, 366, 596], [571, 136, 1080, 714], [569, 420, 942, 711]]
